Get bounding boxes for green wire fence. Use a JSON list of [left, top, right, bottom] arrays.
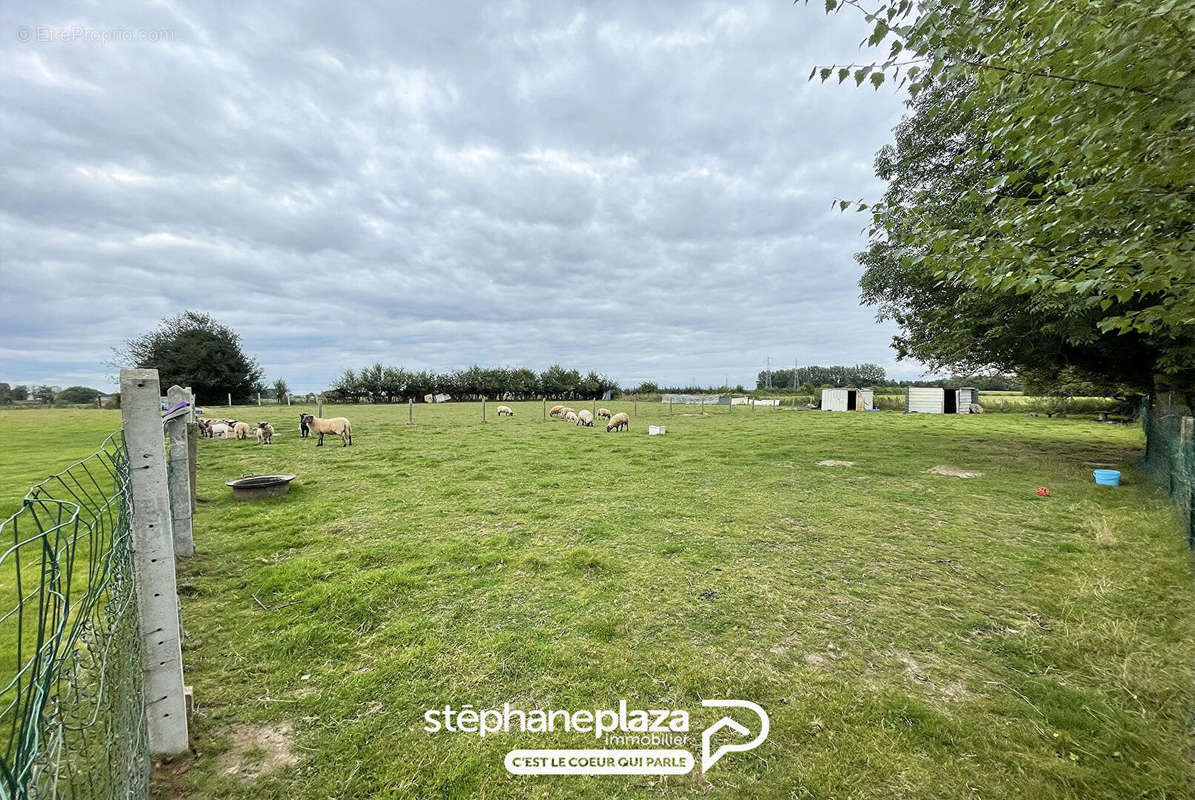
[[0, 432, 147, 799], [1141, 396, 1195, 546]]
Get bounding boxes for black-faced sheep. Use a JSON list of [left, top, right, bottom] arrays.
[[255, 422, 274, 444], [576, 409, 593, 427], [299, 413, 310, 438], [597, 408, 612, 419], [606, 412, 629, 433], [301, 413, 352, 447], [497, 405, 514, 416]]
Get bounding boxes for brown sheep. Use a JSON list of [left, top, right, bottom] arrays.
[[300, 413, 352, 447], [549, 405, 564, 418], [597, 408, 612, 419], [606, 412, 629, 433]]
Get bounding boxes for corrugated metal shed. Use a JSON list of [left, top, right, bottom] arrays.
[[821, 388, 874, 411], [906, 387, 944, 413]]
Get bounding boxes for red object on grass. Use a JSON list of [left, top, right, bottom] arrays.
[[1036, 487, 1051, 497]]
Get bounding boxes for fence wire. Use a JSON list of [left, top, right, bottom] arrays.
[[1141, 396, 1195, 546], [0, 432, 147, 800]]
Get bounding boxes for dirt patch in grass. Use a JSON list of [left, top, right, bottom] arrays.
[[928, 465, 984, 478], [816, 460, 855, 467], [214, 721, 299, 780]]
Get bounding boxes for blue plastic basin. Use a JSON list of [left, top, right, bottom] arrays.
[[1093, 469, 1121, 487]]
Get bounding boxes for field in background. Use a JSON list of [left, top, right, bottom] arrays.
[[1, 405, 1192, 799]]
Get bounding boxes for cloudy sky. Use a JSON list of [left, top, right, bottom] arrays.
[[0, 1, 919, 393]]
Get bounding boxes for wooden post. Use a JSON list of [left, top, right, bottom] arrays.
[[227, 392, 231, 407], [408, 398, 413, 424], [542, 398, 547, 420], [256, 392, 261, 407], [670, 400, 673, 415], [593, 398, 597, 417], [317, 395, 323, 417], [120, 369, 189, 755], [287, 394, 292, 406], [700, 397, 704, 415], [482, 396, 487, 423], [165, 385, 195, 558], [633, 399, 637, 417]]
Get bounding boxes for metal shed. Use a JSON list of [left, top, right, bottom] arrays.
[[905, 387, 978, 414], [820, 388, 874, 411]]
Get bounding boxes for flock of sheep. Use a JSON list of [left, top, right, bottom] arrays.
[[198, 404, 628, 450], [543, 404, 630, 432]]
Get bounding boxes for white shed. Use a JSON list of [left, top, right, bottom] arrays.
[[820, 388, 874, 411], [905, 387, 979, 414]]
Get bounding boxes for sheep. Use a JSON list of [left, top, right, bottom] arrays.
[[558, 406, 575, 420], [301, 413, 352, 447], [255, 422, 275, 444], [197, 418, 213, 438], [497, 405, 514, 417], [209, 422, 231, 439], [564, 411, 579, 424], [232, 421, 252, 440], [299, 413, 310, 438], [576, 409, 594, 427], [597, 408, 612, 420], [549, 405, 564, 418], [606, 412, 629, 432]]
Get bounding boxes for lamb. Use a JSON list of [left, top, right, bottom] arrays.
[[606, 412, 629, 433], [497, 405, 514, 417], [564, 411, 579, 423], [558, 406, 575, 420], [232, 421, 252, 440], [576, 409, 594, 427], [549, 405, 564, 418], [197, 418, 213, 438], [301, 413, 352, 447], [255, 422, 275, 444], [299, 413, 310, 438], [597, 408, 612, 420]]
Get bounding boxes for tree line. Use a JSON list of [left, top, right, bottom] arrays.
[[326, 363, 620, 403], [755, 366, 1021, 393]]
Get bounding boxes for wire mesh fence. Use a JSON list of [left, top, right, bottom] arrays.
[[0, 432, 148, 800], [1141, 395, 1195, 546]]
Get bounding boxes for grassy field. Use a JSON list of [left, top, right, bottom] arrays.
[[2, 404, 1193, 799]]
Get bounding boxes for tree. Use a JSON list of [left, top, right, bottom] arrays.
[[33, 385, 55, 404], [811, 0, 1195, 397], [115, 311, 263, 404], [56, 386, 102, 404], [273, 378, 289, 402], [10, 385, 28, 402]]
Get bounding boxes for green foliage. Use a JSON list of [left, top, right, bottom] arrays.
[[272, 378, 289, 401], [327, 363, 618, 402], [811, 0, 1195, 396], [54, 386, 102, 404], [116, 311, 263, 404], [32, 385, 55, 404], [761, 364, 887, 389]]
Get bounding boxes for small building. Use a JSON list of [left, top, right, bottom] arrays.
[[423, 393, 451, 404], [906, 386, 979, 414], [820, 388, 874, 411]]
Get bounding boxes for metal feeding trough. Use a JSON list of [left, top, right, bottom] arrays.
[[225, 474, 296, 500]]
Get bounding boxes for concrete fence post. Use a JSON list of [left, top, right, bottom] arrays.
[[165, 385, 195, 559], [120, 369, 190, 756]]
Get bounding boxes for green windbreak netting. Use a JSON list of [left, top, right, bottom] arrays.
[[1142, 396, 1195, 546]]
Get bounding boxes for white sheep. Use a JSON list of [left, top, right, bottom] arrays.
[[232, 421, 252, 440], [576, 409, 594, 427], [606, 412, 629, 432], [209, 422, 231, 438], [597, 408, 612, 419], [558, 406, 575, 420], [255, 422, 275, 444], [564, 410, 579, 423], [497, 405, 514, 417], [301, 413, 352, 447]]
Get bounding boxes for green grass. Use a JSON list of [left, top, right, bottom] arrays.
[[2, 404, 1193, 799]]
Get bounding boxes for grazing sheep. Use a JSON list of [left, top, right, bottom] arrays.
[[299, 413, 310, 438], [549, 405, 564, 418], [209, 423, 231, 439], [232, 421, 252, 440], [576, 409, 594, 427], [564, 411, 579, 423], [497, 405, 514, 417], [606, 412, 629, 433], [558, 406, 575, 420], [197, 418, 213, 438], [597, 408, 612, 420], [301, 413, 352, 447], [255, 422, 275, 444]]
